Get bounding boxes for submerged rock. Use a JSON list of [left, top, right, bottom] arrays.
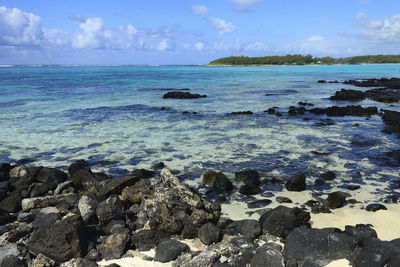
[[309, 105, 378, 117], [203, 170, 217, 184], [163, 92, 207, 99], [212, 172, 234, 194], [330, 89, 365, 101]]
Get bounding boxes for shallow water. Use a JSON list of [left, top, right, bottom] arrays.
[[1, 65, 399, 205]]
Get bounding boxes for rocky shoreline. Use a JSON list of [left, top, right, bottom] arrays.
[[0, 159, 399, 267]]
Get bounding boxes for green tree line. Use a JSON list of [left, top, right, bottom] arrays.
[[208, 54, 400, 65]]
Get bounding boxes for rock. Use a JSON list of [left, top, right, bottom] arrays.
[[276, 196, 293, 203], [239, 185, 261, 195], [0, 164, 11, 181], [130, 169, 154, 179], [137, 169, 220, 235], [203, 170, 217, 184], [0, 255, 26, 267], [163, 92, 207, 99], [284, 226, 360, 266], [325, 191, 347, 209], [0, 209, 14, 226], [9, 166, 28, 179], [0, 191, 22, 212], [70, 169, 103, 195], [247, 199, 272, 209], [121, 184, 148, 204], [320, 171, 336, 181], [78, 195, 98, 224], [285, 173, 306, 192], [175, 250, 219, 267], [131, 230, 169, 251], [68, 160, 89, 176], [349, 237, 400, 267], [35, 168, 68, 190], [366, 203, 387, 212], [31, 253, 56, 267], [154, 239, 189, 263], [230, 111, 253, 115], [103, 220, 126, 235], [17, 212, 35, 223], [198, 222, 220, 245], [309, 105, 378, 117], [317, 80, 326, 83], [366, 89, 400, 103], [26, 215, 88, 263], [30, 183, 51, 197], [0, 243, 19, 264], [21, 193, 79, 210], [59, 258, 97, 267], [97, 229, 130, 260], [54, 181, 74, 195], [251, 244, 285, 267], [265, 108, 275, 114], [235, 170, 260, 187], [259, 206, 310, 238], [382, 110, 400, 134], [96, 195, 124, 225], [213, 173, 234, 193], [344, 224, 377, 242], [97, 172, 141, 199], [223, 219, 261, 240], [330, 89, 365, 101], [84, 249, 101, 262], [32, 213, 60, 229]]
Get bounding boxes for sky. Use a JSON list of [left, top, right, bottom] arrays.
[[0, 0, 400, 65]]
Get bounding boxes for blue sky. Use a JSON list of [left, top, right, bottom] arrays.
[[0, 0, 399, 64]]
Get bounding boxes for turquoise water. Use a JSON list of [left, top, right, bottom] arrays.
[[0, 65, 399, 191]]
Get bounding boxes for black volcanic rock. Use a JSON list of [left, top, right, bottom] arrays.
[[154, 239, 189, 263], [309, 105, 378, 117], [330, 89, 365, 101], [366, 203, 387, 212], [259, 206, 310, 238], [285, 173, 306, 191], [213, 172, 234, 193], [284, 226, 360, 266], [163, 92, 207, 99], [198, 222, 220, 245], [26, 215, 88, 263]]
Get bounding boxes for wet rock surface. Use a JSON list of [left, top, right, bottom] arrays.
[[163, 91, 207, 99]]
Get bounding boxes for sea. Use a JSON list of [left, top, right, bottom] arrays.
[[1, 64, 400, 202]]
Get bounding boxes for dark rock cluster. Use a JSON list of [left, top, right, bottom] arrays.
[[0, 161, 398, 266]]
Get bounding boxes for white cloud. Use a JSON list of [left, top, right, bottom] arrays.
[[157, 39, 174, 51], [191, 5, 209, 15], [355, 12, 367, 20], [72, 17, 105, 49], [232, 0, 263, 6], [213, 40, 243, 51], [0, 6, 44, 46], [209, 18, 235, 37], [184, 42, 205, 51], [359, 14, 400, 43], [308, 35, 324, 41], [245, 41, 269, 51]]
